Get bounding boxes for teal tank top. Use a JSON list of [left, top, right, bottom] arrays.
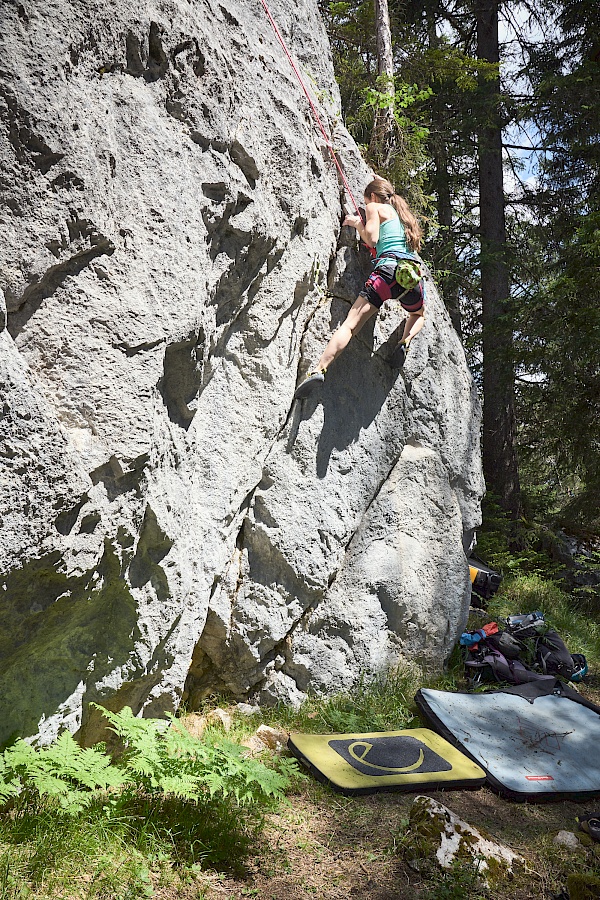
[[376, 209, 409, 257]]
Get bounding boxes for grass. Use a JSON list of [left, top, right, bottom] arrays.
[[0, 803, 156, 899], [420, 858, 488, 900], [262, 664, 423, 736], [0, 792, 266, 898], [486, 573, 600, 672], [0, 711, 296, 899], [1, 563, 600, 899]]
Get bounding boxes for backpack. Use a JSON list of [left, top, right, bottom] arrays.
[[461, 611, 588, 688]]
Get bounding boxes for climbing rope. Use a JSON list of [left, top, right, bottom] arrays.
[[257, 0, 362, 218]]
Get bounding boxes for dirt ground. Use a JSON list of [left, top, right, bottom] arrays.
[[153, 783, 599, 900], [155, 683, 600, 900]]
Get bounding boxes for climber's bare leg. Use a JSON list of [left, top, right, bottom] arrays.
[[316, 295, 378, 372], [401, 307, 425, 346]]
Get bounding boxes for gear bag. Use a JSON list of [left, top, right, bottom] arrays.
[[461, 611, 588, 687]]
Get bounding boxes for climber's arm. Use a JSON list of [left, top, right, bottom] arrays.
[[362, 201, 380, 248], [343, 203, 380, 249]]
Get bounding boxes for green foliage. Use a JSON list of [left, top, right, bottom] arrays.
[[122, 792, 266, 874], [0, 731, 125, 813], [511, 4, 600, 532], [313, 671, 414, 734], [514, 209, 600, 532], [486, 573, 600, 670], [0, 801, 165, 898], [475, 495, 559, 579], [421, 44, 498, 92], [570, 547, 600, 610], [98, 705, 293, 806], [421, 858, 488, 900], [318, 0, 434, 208], [363, 79, 432, 136], [0, 850, 30, 899], [321, 0, 599, 525], [567, 871, 600, 900], [266, 665, 420, 735], [0, 706, 296, 820], [477, 490, 600, 622], [0, 708, 301, 895]]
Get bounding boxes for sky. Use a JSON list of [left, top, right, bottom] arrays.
[[499, 2, 560, 188]]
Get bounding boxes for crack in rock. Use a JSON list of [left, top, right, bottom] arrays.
[[7, 216, 115, 332]]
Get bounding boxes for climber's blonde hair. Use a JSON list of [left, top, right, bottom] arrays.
[[364, 177, 422, 252]]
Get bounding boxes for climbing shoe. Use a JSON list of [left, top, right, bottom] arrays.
[[293, 370, 325, 400], [389, 338, 409, 368], [577, 814, 600, 842]]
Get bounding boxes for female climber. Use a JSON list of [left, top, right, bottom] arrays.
[[294, 176, 425, 399]]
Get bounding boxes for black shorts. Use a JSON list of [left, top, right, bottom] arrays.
[[360, 256, 425, 312]]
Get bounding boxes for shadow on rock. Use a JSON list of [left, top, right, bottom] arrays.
[[308, 316, 401, 479], [0, 542, 140, 743]]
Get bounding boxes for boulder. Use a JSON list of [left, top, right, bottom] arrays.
[[554, 831, 582, 850], [0, 0, 483, 743], [407, 796, 525, 884], [241, 725, 289, 756]]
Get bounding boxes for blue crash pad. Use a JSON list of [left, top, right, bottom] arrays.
[[416, 683, 600, 800]]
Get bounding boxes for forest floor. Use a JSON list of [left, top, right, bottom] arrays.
[[192, 781, 600, 900], [162, 677, 600, 900], [3, 690, 600, 900], [3, 577, 600, 900]]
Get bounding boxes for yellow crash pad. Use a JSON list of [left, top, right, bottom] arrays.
[[288, 728, 486, 795]]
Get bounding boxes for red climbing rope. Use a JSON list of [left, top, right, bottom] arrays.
[[257, 0, 362, 218]]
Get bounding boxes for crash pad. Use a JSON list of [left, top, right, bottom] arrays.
[[416, 683, 600, 800], [288, 728, 486, 795]]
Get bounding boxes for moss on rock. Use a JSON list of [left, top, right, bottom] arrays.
[[566, 872, 600, 900]]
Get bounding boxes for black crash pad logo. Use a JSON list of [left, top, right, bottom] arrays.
[[328, 736, 452, 777]]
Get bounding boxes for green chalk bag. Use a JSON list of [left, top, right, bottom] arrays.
[[395, 259, 422, 291]]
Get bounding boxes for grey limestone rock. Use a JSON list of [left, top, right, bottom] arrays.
[[0, 0, 484, 742], [407, 796, 525, 883]]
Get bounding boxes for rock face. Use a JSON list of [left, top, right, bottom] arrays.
[[0, 0, 484, 743]]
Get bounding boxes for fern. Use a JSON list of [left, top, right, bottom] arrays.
[[96, 706, 294, 805], [1, 733, 126, 813], [0, 706, 296, 820], [37, 733, 124, 792], [0, 756, 21, 804]]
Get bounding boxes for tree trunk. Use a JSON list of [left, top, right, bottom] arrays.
[[432, 141, 463, 338], [369, 0, 395, 167], [427, 15, 463, 338], [476, 0, 522, 522]]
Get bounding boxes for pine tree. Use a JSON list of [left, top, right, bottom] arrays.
[[475, 0, 522, 523], [512, 0, 600, 530]]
